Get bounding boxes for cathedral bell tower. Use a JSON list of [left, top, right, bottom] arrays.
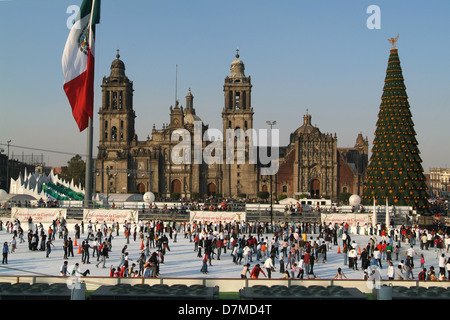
[[98, 50, 135, 148], [222, 50, 253, 132], [221, 50, 257, 198], [96, 50, 136, 194]]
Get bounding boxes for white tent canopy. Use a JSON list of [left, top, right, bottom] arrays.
[[279, 197, 299, 205]]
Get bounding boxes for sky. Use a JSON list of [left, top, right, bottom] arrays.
[[0, 0, 449, 172]]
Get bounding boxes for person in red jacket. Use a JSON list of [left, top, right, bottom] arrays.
[[250, 264, 266, 279], [216, 238, 223, 260]]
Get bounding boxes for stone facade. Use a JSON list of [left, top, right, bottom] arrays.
[[95, 51, 368, 202]]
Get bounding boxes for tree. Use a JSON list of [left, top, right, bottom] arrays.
[[362, 45, 430, 214], [61, 155, 86, 188], [257, 191, 270, 200], [339, 192, 352, 205], [278, 194, 288, 201]]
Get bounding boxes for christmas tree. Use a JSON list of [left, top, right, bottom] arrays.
[[362, 37, 430, 214]]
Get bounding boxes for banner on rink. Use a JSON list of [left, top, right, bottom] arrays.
[[11, 207, 67, 223], [321, 213, 371, 226], [83, 209, 138, 224], [189, 211, 246, 223]]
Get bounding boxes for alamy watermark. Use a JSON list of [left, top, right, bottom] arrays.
[[66, 264, 82, 289], [366, 265, 382, 290], [171, 121, 280, 175], [66, 5, 80, 30], [367, 5, 381, 30]]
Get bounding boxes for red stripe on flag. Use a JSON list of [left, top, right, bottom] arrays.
[[63, 51, 95, 132]]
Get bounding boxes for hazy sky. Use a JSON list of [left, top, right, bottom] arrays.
[[0, 0, 449, 172]]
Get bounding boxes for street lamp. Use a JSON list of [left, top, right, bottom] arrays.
[[266, 121, 276, 232]]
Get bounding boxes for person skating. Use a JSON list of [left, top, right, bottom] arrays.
[[72, 263, 90, 277], [263, 257, 275, 279], [96, 242, 109, 268], [2, 242, 9, 264], [250, 264, 266, 279], [45, 239, 54, 258], [241, 263, 251, 278], [201, 252, 209, 274]]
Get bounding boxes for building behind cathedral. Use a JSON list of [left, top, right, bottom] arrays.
[[95, 51, 368, 202]]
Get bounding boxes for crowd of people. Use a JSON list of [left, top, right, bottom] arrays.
[[187, 219, 450, 281], [1, 216, 450, 283]]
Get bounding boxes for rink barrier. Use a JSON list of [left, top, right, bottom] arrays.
[[0, 276, 449, 295]]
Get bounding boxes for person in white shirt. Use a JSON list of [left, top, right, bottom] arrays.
[[394, 265, 405, 280], [446, 257, 450, 279], [387, 261, 394, 280], [405, 245, 420, 264], [445, 236, 450, 253], [263, 257, 275, 279], [439, 254, 446, 276], [71, 262, 90, 277]]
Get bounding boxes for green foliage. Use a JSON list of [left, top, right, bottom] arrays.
[[278, 194, 287, 201], [60, 154, 85, 188], [191, 192, 201, 200], [339, 192, 352, 204], [257, 191, 270, 199], [171, 192, 181, 201]]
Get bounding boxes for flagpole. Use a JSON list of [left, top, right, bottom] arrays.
[[84, 118, 93, 208], [84, 0, 97, 209]]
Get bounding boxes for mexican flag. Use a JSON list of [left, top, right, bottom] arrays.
[[62, 0, 101, 132]]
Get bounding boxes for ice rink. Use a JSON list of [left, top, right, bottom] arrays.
[[0, 220, 446, 281]]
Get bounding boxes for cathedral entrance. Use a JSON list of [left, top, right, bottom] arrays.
[[172, 179, 182, 194], [208, 183, 217, 196], [310, 179, 320, 198], [137, 183, 146, 195]]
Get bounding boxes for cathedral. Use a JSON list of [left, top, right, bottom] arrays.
[[95, 51, 368, 202]]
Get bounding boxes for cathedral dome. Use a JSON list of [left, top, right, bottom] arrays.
[[111, 58, 125, 70], [297, 113, 319, 134], [110, 50, 126, 79], [290, 112, 323, 142], [230, 51, 245, 78]]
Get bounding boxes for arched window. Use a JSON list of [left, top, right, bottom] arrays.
[[112, 92, 118, 109], [111, 126, 117, 141]]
